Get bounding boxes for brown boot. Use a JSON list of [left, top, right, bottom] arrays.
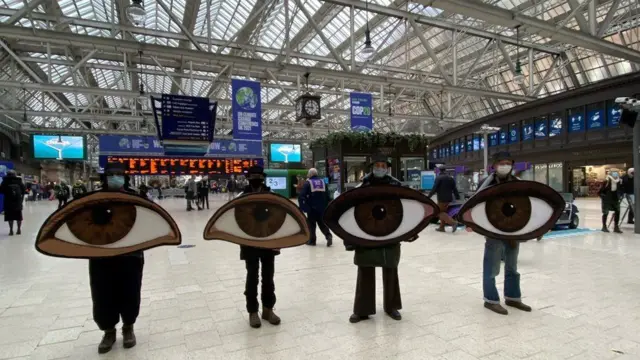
[[262, 307, 281, 325], [249, 312, 261, 328], [484, 302, 508, 315], [98, 329, 116, 354], [505, 300, 532, 312], [122, 325, 136, 348]]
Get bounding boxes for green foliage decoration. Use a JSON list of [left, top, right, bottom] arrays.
[[310, 131, 430, 152]]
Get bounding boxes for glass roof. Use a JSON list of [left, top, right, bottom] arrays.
[[0, 0, 637, 142]]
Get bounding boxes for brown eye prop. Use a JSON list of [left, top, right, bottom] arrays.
[[323, 185, 439, 247], [457, 181, 565, 241], [35, 191, 181, 259], [203, 192, 310, 249]]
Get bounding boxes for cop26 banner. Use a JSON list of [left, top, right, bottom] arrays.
[[232, 79, 262, 141], [350, 92, 373, 132], [99, 135, 164, 155]]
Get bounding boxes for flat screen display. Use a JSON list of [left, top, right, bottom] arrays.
[[32, 135, 86, 160], [266, 177, 287, 190], [269, 144, 301, 163], [104, 156, 262, 175]]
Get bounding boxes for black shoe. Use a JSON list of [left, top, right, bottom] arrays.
[[386, 309, 402, 320], [98, 330, 116, 354], [614, 227, 623, 234], [8, 231, 13, 236], [601, 226, 610, 233], [505, 300, 532, 312], [16, 229, 20, 235], [306, 241, 316, 246], [484, 302, 508, 315], [326, 238, 332, 247], [122, 325, 136, 348], [349, 314, 369, 323], [435, 228, 445, 233]]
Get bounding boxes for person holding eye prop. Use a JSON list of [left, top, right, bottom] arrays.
[[239, 165, 281, 329], [346, 154, 417, 324], [466, 151, 532, 315], [89, 171, 144, 353]]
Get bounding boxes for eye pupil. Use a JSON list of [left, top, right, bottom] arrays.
[[253, 206, 271, 222], [371, 205, 387, 220], [501, 203, 517, 217], [92, 206, 113, 225]]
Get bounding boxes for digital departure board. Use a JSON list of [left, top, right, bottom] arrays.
[[104, 156, 262, 175]]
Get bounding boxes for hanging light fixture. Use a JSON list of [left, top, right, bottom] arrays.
[[513, 26, 525, 85], [126, 0, 146, 26], [361, 0, 375, 61]]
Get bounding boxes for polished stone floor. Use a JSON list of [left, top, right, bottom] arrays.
[[0, 195, 639, 360]]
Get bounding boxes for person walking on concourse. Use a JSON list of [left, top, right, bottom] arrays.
[[298, 168, 333, 246]]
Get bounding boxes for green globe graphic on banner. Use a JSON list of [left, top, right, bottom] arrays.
[[235, 87, 258, 110]]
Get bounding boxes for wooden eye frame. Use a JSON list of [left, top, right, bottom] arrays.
[[457, 180, 565, 241], [323, 185, 439, 247], [203, 192, 310, 249], [35, 191, 181, 259]]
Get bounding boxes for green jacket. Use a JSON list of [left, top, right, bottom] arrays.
[[353, 243, 401, 268]]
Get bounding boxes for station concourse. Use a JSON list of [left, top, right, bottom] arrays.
[[2, 0, 640, 358]]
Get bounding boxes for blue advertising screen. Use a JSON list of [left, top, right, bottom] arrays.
[[608, 103, 621, 127], [489, 133, 498, 147], [454, 141, 460, 155], [535, 118, 547, 138], [480, 136, 485, 149], [459, 138, 465, 153], [466, 137, 473, 152], [550, 116, 562, 137], [32, 135, 86, 160], [500, 130, 507, 145], [522, 123, 533, 141], [509, 124, 519, 143], [587, 109, 604, 130], [473, 136, 480, 151], [269, 143, 301, 163], [568, 113, 584, 133]]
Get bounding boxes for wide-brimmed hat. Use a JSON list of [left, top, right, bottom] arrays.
[[247, 165, 265, 179], [369, 154, 391, 167], [492, 151, 514, 164]]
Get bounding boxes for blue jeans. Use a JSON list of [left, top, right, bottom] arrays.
[[483, 238, 521, 304]]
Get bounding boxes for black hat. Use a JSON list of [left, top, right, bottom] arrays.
[[370, 154, 391, 167], [492, 151, 514, 163], [247, 165, 265, 179]]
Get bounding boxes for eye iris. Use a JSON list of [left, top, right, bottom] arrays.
[[235, 202, 286, 238], [354, 199, 403, 237], [486, 196, 531, 232], [67, 203, 137, 245]]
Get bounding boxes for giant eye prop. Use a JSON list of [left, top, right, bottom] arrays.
[[457, 181, 565, 241], [203, 192, 310, 249], [35, 191, 182, 259], [323, 185, 439, 247]]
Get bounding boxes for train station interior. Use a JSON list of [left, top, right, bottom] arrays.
[[0, 0, 640, 359]]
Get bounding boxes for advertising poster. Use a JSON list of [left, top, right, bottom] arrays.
[[466, 137, 473, 152], [232, 79, 262, 141], [454, 141, 460, 155], [473, 136, 480, 151], [550, 116, 562, 137], [568, 113, 584, 133], [608, 103, 621, 127], [522, 124, 534, 141], [350, 92, 373, 131], [535, 118, 547, 138], [160, 94, 214, 142], [329, 158, 341, 193], [449, 142, 454, 155], [207, 139, 263, 158], [480, 136, 485, 149], [459, 138, 465, 153], [489, 133, 498, 147], [99, 135, 164, 156], [32, 135, 85, 160], [509, 124, 519, 143], [587, 109, 604, 130], [500, 130, 507, 145], [420, 171, 436, 190]]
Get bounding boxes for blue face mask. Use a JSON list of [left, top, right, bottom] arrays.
[[373, 168, 387, 178], [611, 172, 619, 178], [107, 176, 124, 190]]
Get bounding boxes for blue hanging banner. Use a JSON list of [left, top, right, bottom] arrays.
[[98, 135, 164, 155], [587, 109, 604, 130], [207, 139, 263, 158], [608, 104, 621, 127], [509, 124, 519, 143], [535, 118, 547, 138], [489, 133, 498, 147], [232, 79, 262, 141], [569, 113, 584, 133], [350, 92, 373, 132], [522, 124, 533, 141], [499, 130, 507, 145], [550, 116, 562, 137]]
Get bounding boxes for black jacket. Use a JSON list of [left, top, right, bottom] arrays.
[[239, 184, 280, 260], [621, 174, 634, 195], [0, 175, 25, 212], [360, 173, 402, 186], [428, 174, 460, 203], [298, 176, 330, 213]]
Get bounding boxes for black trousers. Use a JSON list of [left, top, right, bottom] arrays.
[[89, 256, 144, 331], [58, 198, 67, 209], [307, 210, 332, 243], [353, 266, 402, 316], [244, 253, 276, 313], [199, 194, 209, 209]]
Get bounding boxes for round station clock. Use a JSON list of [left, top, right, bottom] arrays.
[[294, 93, 322, 123]]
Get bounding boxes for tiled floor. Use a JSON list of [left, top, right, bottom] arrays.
[[0, 195, 639, 360]]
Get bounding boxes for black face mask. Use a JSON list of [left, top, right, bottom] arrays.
[[249, 179, 263, 188]]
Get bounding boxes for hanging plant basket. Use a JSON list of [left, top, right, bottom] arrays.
[[310, 131, 430, 152]]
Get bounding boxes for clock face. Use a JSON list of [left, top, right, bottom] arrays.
[[305, 100, 319, 116], [296, 101, 303, 117]]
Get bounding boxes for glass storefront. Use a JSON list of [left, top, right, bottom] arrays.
[[400, 157, 423, 189], [532, 162, 564, 192], [534, 164, 548, 185]]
